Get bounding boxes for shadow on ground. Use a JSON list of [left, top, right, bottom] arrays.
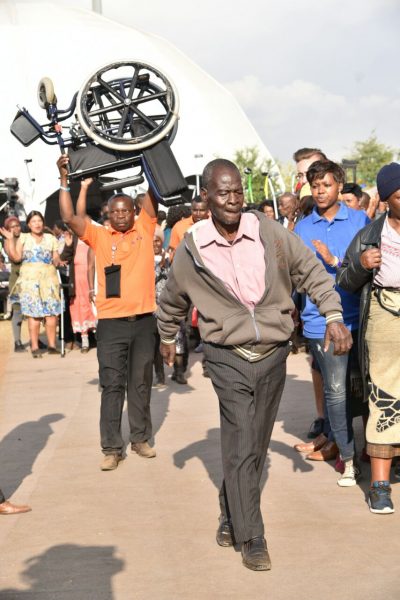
[[0, 414, 64, 497], [0, 544, 124, 599]]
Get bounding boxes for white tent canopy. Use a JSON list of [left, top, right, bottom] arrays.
[[0, 1, 282, 212]]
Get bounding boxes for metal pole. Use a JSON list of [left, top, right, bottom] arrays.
[[194, 154, 203, 195], [268, 179, 279, 219], [92, 0, 102, 13]]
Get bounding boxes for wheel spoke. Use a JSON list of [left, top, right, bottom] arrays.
[[127, 66, 139, 100], [128, 104, 158, 129], [132, 90, 167, 105], [93, 87, 111, 131], [89, 102, 125, 117], [117, 106, 130, 137], [97, 76, 124, 102]]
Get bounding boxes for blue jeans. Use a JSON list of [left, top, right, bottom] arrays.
[[308, 336, 355, 461]]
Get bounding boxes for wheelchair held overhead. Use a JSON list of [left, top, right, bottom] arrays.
[[10, 60, 187, 205]]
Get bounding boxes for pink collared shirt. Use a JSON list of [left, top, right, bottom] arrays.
[[194, 213, 266, 311]]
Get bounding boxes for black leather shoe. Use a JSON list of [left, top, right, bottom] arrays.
[[307, 417, 324, 439], [216, 514, 234, 547], [14, 341, 27, 353], [241, 537, 271, 571]]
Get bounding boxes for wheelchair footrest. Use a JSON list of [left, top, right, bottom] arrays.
[[99, 175, 145, 191]]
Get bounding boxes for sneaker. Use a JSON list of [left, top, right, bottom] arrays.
[[337, 459, 360, 487], [368, 481, 394, 514], [100, 454, 122, 471], [307, 417, 324, 439], [131, 441, 156, 458]]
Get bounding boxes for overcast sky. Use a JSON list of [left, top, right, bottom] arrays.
[[19, 0, 400, 162]]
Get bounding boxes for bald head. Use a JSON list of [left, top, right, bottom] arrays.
[[201, 159, 240, 190]]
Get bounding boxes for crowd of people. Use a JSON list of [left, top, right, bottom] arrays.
[[0, 147, 399, 574]]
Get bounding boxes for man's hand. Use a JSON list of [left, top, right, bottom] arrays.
[[80, 177, 93, 190], [160, 342, 176, 366], [312, 240, 335, 265], [360, 248, 382, 270], [323, 322, 352, 355], [57, 154, 69, 180]]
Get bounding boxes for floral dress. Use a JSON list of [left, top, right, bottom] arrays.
[[10, 233, 62, 317]]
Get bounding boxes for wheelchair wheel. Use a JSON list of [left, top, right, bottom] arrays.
[[37, 77, 57, 108], [76, 61, 179, 152]]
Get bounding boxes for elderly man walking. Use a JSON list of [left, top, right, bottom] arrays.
[[158, 158, 352, 571]]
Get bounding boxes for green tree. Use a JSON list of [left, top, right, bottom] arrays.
[[233, 146, 280, 204], [347, 133, 397, 188], [275, 159, 296, 192]]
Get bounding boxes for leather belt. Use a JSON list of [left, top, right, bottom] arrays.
[[114, 312, 153, 321]]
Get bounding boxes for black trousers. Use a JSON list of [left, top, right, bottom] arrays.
[[97, 315, 157, 455], [203, 342, 289, 544]]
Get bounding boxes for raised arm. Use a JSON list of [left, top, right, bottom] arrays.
[[57, 155, 87, 237], [141, 188, 158, 219], [0, 228, 22, 263], [76, 178, 93, 221]]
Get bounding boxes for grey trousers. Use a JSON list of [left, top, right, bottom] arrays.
[[203, 342, 289, 544]]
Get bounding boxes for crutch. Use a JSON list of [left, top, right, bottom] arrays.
[[57, 269, 65, 357]]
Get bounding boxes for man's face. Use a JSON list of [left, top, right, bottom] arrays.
[[9, 221, 21, 237], [201, 167, 244, 227], [153, 237, 163, 254], [108, 197, 135, 232], [191, 201, 209, 223], [101, 204, 109, 218], [278, 197, 296, 218], [296, 155, 322, 187], [341, 193, 360, 210], [310, 173, 341, 212]]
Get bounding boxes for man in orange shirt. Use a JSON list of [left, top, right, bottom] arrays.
[[57, 155, 158, 470], [169, 196, 209, 251]]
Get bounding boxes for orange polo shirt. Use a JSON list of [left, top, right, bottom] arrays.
[[169, 216, 194, 250], [80, 210, 157, 319]]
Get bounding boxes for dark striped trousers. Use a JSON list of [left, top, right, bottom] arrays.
[[203, 342, 289, 543]]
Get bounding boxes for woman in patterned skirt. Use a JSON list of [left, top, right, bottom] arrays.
[[1, 211, 63, 357], [337, 162, 400, 514]]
